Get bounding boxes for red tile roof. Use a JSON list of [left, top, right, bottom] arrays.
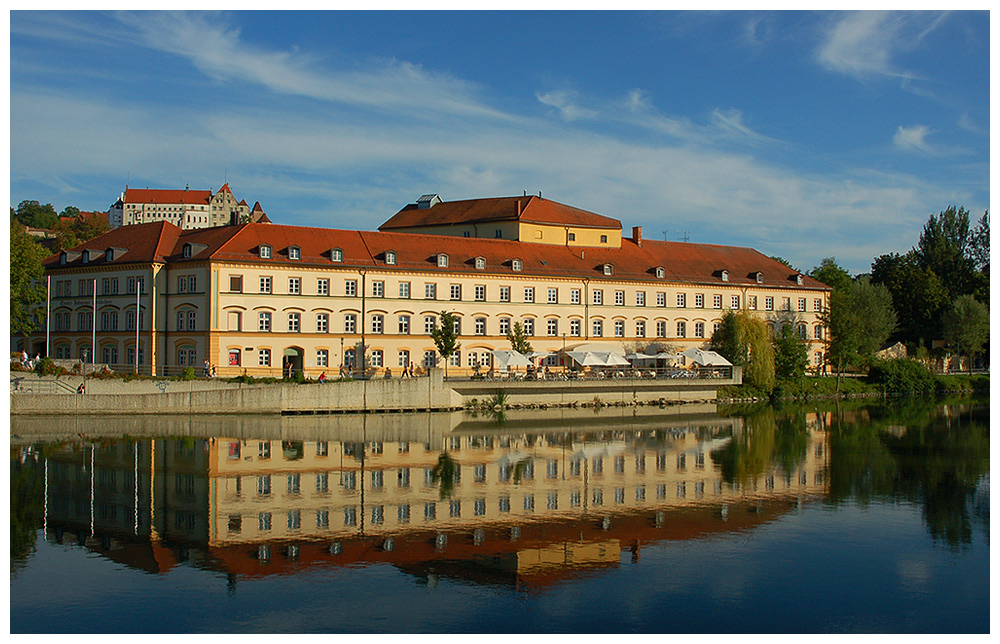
[[42, 220, 828, 290], [42, 221, 183, 268], [124, 188, 212, 205], [380, 196, 622, 231]]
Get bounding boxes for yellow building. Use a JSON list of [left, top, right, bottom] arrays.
[[107, 183, 265, 230], [34, 194, 830, 376]]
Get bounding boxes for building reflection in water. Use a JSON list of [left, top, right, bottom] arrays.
[[29, 407, 830, 589]]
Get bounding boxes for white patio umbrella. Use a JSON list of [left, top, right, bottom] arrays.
[[526, 351, 555, 364], [565, 351, 605, 367], [625, 352, 656, 364], [680, 348, 732, 366], [491, 350, 531, 370], [594, 351, 631, 366], [655, 352, 680, 361]]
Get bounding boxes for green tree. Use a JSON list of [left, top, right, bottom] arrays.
[[941, 294, 989, 372], [809, 257, 853, 292], [10, 219, 49, 338], [916, 206, 978, 299], [769, 256, 797, 271], [871, 251, 949, 346], [14, 200, 58, 229], [431, 451, 458, 499], [430, 310, 461, 378], [710, 309, 775, 393], [820, 278, 897, 389], [970, 211, 989, 274], [505, 321, 533, 355], [772, 322, 808, 383]]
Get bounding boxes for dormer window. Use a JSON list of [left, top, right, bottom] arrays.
[[755, 272, 764, 284], [82, 250, 90, 264], [512, 258, 522, 272], [288, 246, 301, 260], [603, 264, 613, 276], [795, 274, 804, 285], [260, 244, 272, 259], [331, 248, 344, 263], [182, 244, 192, 258], [437, 254, 449, 268], [105, 249, 114, 262], [475, 257, 486, 270], [385, 251, 397, 265], [655, 267, 665, 279], [721, 270, 729, 282], [59, 252, 67, 265]]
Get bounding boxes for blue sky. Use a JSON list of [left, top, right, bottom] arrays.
[[9, 10, 990, 275]]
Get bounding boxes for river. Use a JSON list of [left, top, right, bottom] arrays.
[[10, 398, 989, 633]]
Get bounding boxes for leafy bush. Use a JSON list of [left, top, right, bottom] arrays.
[[179, 367, 196, 381], [33, 357, 69, 377], [867, 358, 936, 397]]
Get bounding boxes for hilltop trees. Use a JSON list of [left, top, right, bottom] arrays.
[[11, 219, 48, 338]]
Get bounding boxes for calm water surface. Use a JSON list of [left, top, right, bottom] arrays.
[[10, 399, 989, 633]]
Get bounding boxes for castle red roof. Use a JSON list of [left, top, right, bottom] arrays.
[[380, 196, 622, 231], [123, 188, 212, 205]]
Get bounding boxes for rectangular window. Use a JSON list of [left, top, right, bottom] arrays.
[[175, 277, 185, 294], [636, 291, 645, 307], [522, 319, 534, 336], [425, 283, 436, 299], [499, 317, 510, 336], [657, 292, 666, 307], [548, 288, 558, 304], [798, 297, 807, 312], [345, 280, 357, 297], [398, 315, 410, 334], [371, 314, 384, 334], [656, 320, 667, 337], [570, 319, 581, 337], [288, 313, 300, 332], [317, 349, 329, 367], [694, 293, 704, 308], [452, 317, 461, 335], [570, 288, 581, 304], [749, 295, 758, 310], [230, 275, 243, 293], [399, 282, 410, 298], [814, 298, 823, 312], [344, 314, 357, 333], [814, 325, 823, 339], [732, 295, 741, 309], [424, 316, 436, 334], [783, 297, 791, 311], [475, 318, 486, 335], [677, 321, 686, 337], [593, 319, 603, 337], [593, 290, 603, 305], [524, 287, 534, 303], [450, 284, 461, 300], [187, 310, 196, 331], [372, 281, 384, 297], [499, 286, 511, 302], [317, 313, 329, 333], [695, 322, 705, 338], [259, 276, 272, 294], [317, 279, 329, 296], [636, 320, 646, 337], [370, 350, 383, 367], [713, 294, 722, 309], [677, 293, 686, 308], [615, 290, 625, 306], [547, 319, 558, 336], [475, 285, 486, 301], [614, 320, 624, 337], [398, 350, 410, 368], [258, 312, 271, 332], [258, 349, 271, 366], [765, 296, 774, 311]]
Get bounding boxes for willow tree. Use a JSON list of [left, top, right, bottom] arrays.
[[710, 309, 775, 393]]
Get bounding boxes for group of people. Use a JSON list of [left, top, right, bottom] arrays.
[[202, 359, 218, 378], [19, 350, 40, 370]]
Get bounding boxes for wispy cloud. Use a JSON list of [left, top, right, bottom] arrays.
[[893, 125, 934, 153], [535, 90, 598, 121], [816, 11, 947, 82]]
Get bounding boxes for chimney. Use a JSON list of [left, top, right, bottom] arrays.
[[517, 200, 521, 217], [632, 226, 642, 246]]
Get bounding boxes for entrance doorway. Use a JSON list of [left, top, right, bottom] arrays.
[[283, 346, 304, 377]]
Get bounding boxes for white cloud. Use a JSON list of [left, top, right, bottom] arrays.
[[536, 90, 598, 121], [816, 11, 946, 82], [894, 125, 934, 153]]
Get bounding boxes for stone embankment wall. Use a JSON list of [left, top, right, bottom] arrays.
[[10, 367, 740, 416], [10, 371, 462, 415]]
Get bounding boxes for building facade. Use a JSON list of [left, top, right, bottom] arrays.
[[34, 195, 830, 376], [107, 183, 265, 230]]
